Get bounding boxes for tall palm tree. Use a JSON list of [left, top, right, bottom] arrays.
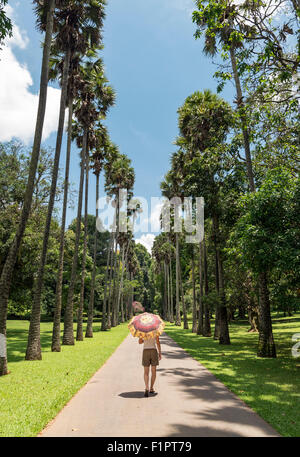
[[86, 126, 108, 337], [202, 236, 211, 336], [0, 0, 56, 374], [104, 154, 135, 326], [26, 0, 108, 359], [177, 90, 233, 343], [197, 241, 203, 335], [63, 58, 115, 344], [191, 245, 198, 333], [76, 140, 89, 341], [51, 56, 80, 352]]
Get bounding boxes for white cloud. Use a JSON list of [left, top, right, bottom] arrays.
[[135, 234, 155, 254], [0, 6, 61, 144], [170, 0, 195, 15]]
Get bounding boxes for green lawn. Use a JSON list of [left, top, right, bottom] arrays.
[[165, 314, 300, 437], [0, 320, 129, 437]]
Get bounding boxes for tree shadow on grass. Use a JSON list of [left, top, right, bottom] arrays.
[[7, 328, 55, 363], [162, 326, 300, 436]]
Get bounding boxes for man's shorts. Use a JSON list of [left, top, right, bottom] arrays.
[[142, 349, 159, 367]]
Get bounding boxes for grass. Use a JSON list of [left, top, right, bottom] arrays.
[[164, 314, 300, 437], [0, 320, 129, 437]]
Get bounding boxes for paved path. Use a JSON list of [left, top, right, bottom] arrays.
[[40, 333, 279, 437]]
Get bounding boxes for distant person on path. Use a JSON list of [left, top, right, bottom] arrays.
[[138, 335, 161, 397]]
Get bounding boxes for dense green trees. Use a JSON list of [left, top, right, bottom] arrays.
[[0, 0, 138, 375], [149, 1, 299, 359]]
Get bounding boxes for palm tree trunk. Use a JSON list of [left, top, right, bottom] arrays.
[[169, 259, 174, 323], [76, 143, 89, 341], [115, 246, 121, 326], [0, 0, 55, 376], [86, 171, 100, 338], [202, 237, 211, 337], [175, 233, 181, 326], [197, 241, 204, 335], [167, 261, 172, 321], [163, 261, 168, 320], [63, 131, 87, 345], [117, 245, 125, 323], [178, 259, 188, 329], [52, 97, 73, 352], [213, 215, 230, 345], [192, 247, 197, 333], [101, 232, 113, 331], [25, 48, 70, 361], [106, 239, 114, 329], [111, 238, 118, 327], [213, 240, 220, 340]]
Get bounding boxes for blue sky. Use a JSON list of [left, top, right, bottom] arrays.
[[1, 0, 235, 251]]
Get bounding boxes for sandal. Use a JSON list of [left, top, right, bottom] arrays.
[[150, 389, 156, 394], [144, 389, 149, 397]]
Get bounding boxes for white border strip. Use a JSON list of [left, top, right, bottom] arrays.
[[0, 333, 6, 358]]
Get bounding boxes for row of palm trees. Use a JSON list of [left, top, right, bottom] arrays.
[[0, 0, 138, 376], [150, 90, 250, 348]]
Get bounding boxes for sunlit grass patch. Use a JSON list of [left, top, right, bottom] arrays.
[[0, 320, 129, 437]]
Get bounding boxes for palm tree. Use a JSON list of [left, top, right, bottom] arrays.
[[177, 90, 233, 343], [202, 236, 211, 336], [0, 0, 56, 374], [63, 58, 115, 345], [197, 241, 203, 335], [86, 125, 108, 338], [51, 56, 79, 352], [104, 154, 135, 326], [26, 0, 108, 359], [76, 139, 89, 341], [191, 245, 198, 333]]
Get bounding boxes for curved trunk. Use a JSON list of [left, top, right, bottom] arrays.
[[175, 233, 181, 326], [63, 131, 87, 345], [26, 48, 70, 361], [230, 47, 255, 193], [0, 0, 55, 375], [76, 144, 89, 341], [52, 97, 73, 352]]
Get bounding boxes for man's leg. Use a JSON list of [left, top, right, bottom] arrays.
[[144, 366, 150, 391], [150, 365, 156, 391]]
